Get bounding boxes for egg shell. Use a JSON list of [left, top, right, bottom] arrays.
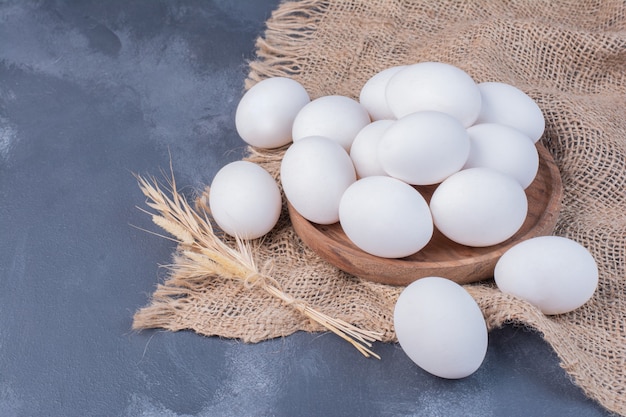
[[235, 77, 310, 149], [430, 167, 528, 247], [378, 111, 470, 185], [292, 95, 371, 151], [209, 161, 282, 239], [394, 277, 488, 379], [464, 123, 539, 189], [385, 62, 482, 127], [476, 81, 545, 143], [350, 119, 395, 178], [494, 236, 599, 315], [280, 136, 356, 225], [359, 65, 406, 121], [339, 176, 433, 258]]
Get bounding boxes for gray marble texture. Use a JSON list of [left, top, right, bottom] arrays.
[[0, 1, 612, 416]]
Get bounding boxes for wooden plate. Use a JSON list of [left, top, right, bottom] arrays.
[[288, 143, 563, 286]]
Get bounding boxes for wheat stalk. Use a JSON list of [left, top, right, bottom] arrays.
[[135, 171, 382, 359]]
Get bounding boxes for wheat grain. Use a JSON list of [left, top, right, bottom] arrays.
[[152, 215, 194, 245], [135, 172, 382, 358]]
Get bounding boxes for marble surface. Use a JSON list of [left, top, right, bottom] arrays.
[[0, 1, 612, 416]]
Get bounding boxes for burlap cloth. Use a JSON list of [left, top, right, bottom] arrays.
[[134, 1, 626, 414]]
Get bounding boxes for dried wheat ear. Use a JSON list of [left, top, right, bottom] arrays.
[[135, 171, 382, 359]]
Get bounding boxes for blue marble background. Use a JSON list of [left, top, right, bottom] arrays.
[[0, 1, 611, 416]]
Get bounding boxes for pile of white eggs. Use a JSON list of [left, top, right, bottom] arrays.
[[208, 61, 599, 380], [219, 62, 545, 253]]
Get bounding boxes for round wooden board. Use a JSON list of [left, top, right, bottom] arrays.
[[288, 142, 563, 286]]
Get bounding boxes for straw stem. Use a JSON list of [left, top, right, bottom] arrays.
[[135, 172, 382, 359]]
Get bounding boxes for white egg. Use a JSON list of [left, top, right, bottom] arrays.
[[464, 123, 539, 189], [394, 277, 488, 379], [494, 236, 599, 315], [292, 95, 371, 152], [209, 161, 282, 239], [280, 136, 356, 224], [385, 62, 482, 127], [339, 176, 433, 258], [359, 65, 407, 121], [235, 77, 310, 149], [349, 120, 395, 178], [430, 168, 528, 247], [378, 111, 470, 185], [476, 81, 545, 143]]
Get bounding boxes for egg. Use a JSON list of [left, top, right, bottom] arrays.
[[385, 62, 482, 127], [494, 236, 599, 315], [429, 167, 528, 247], [394, 277, 488, 379], [349, 120, 395, 178], [378, 111, 470, 185], [475, 81, 545, 143], [235, 77, 310, 149], [280, 136, 356, 224], [208, 161, 282, 239], [359, 65, 406, 121], [291, 95, 371, 151], [339, 176, 433, 258], [464, 123, 539, 189]]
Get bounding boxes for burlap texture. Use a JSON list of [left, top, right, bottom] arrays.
[[134, 1, 626, 415]]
